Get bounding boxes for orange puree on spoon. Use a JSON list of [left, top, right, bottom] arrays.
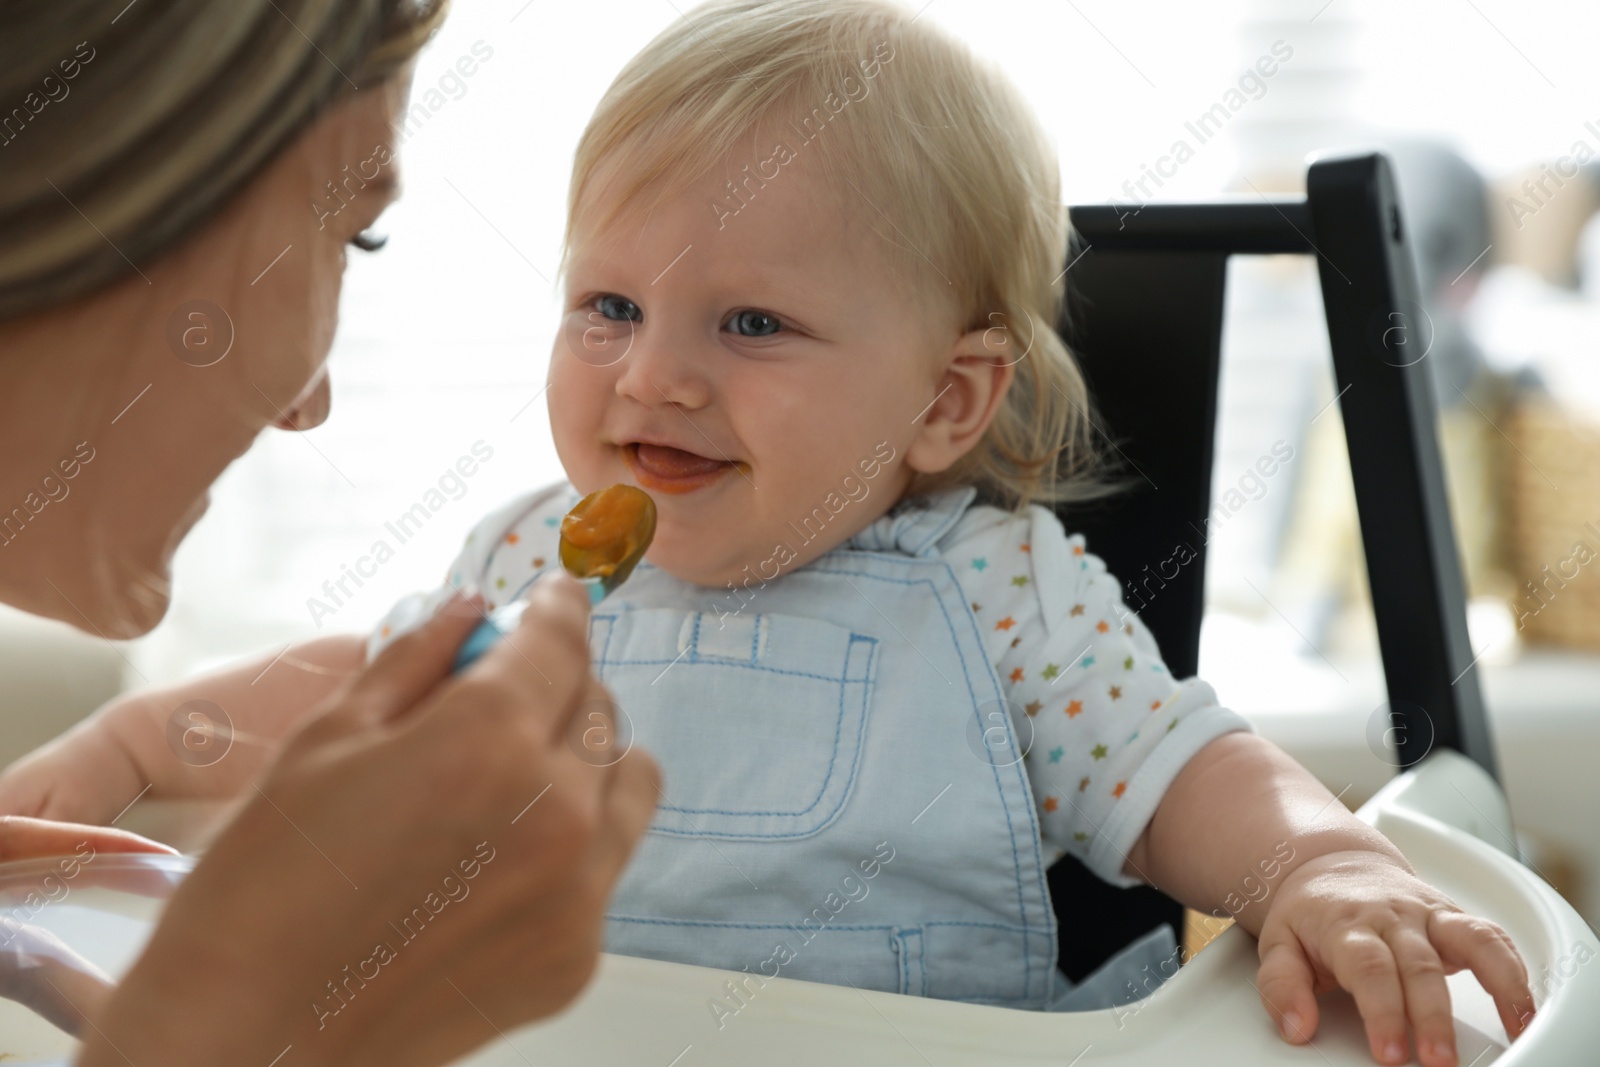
[[453, 484, 656, 671]]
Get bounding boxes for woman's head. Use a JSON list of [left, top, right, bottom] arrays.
[[549, 0, 1111, 589], [0, 0, 446, 636]]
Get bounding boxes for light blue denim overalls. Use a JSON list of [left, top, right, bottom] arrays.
[[424, 483, 1181, 1011], [580, 485, 1178, 1012]]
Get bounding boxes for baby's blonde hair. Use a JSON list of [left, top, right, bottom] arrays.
[[560, 0, 1121, 514]]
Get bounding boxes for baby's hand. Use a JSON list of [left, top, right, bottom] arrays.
[[0, 718, 144, 825], [1255, 849, 1535, 1066]]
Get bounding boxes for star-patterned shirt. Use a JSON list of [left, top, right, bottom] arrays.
[[935, 499, 1256, 885], [371, 481, 1257, 890]]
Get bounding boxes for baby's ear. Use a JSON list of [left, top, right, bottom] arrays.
[[903, 325, 1018, 476]]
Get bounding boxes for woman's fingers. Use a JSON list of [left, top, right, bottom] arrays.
[[1321, 927, 1411, 1065], [481, 571, 597, 743], [325, 587, 485, 729], [1256, 932, 1321, 1044], [1430, 910, 1536, 1041], [1385, 925, 1456, 1067], [0, 815, 176, 859]]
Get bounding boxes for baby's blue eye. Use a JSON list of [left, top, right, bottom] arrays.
[[596, 294, 642, 322], [728, 309, 782, 337]]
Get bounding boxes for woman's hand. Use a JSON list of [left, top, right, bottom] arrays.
[[1255, 849, 1536, 1067], [76, 571, 662, 1067]]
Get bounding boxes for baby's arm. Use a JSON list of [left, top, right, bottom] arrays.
[[1126, 730, 1535, 1067], [0, 635, 365, 825]]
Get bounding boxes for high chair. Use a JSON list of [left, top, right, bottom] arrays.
[[2, 151, 1595, 1065], [444, 149, 1598, 1063]]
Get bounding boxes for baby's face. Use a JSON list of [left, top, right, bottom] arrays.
[[549, 143, 954, 589]]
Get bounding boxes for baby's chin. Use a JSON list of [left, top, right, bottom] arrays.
[[639, 537, 754, 591], [641, 522, 848, 592]]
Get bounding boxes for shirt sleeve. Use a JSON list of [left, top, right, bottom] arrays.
[[947, 503, 1256, 889], [366, 481, 573, 661]]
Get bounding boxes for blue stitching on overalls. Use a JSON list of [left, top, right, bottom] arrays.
[[604, 916, 1041, 1004], [897, 929, 910, 994], [809, 559, 1042, 1001], [588, 656, 855, 684], [643, 636, 876, 825]]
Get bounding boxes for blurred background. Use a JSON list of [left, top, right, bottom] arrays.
[[5, 0, 1600, 925]]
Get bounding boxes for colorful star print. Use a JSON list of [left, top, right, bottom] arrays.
[[1025, 700, 1043, 717], [1048, 746, 1064, 763], [1043, 796, 1059, 813], [995, 616, 1016, 631], [1091, 743, 1108, 760], [1066, 700, 1083, 718], [971, 557, 988, 571], [1011, 575, 1029, 587], [1040, 663, 1060, 680]]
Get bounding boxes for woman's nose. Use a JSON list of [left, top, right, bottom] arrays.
[[272, 372, 331, 431]]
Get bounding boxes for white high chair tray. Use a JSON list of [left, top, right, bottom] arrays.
[[0, 751, 1592, 1064], [450, 751, 1599, 1065]]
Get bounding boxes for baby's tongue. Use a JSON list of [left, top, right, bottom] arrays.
[[635, 443, 728, 476]]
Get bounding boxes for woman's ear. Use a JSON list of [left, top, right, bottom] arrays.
[[904, 318, 1019, 476]]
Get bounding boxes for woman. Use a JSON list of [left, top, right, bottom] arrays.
[[0, 2, 659, 1063]]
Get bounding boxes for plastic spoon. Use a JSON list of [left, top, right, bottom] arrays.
[[453, 484, 657, 671]]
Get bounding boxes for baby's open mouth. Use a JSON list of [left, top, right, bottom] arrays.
[[623, 442, 739, 494]]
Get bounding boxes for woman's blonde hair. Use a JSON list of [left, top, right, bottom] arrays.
[[0, 0, 450, 321], [561, 0, 1122, 514]]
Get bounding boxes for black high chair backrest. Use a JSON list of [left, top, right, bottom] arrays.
[[1046, 151, 1502, 986]]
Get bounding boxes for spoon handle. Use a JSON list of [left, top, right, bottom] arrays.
[[452, 577, 607, 673]]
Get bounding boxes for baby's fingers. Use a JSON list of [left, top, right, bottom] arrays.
[[1430, 911, 1536, 1041], [1323, 928, 1412, 1065], [1387, 927, 1456, 1067], [1256, 933, 1321, 1045]]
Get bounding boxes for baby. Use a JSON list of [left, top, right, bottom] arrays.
[[0, 1, 1534, 1063]]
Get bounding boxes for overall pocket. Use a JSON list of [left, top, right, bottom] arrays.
[[590, 608, 879, 839]]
